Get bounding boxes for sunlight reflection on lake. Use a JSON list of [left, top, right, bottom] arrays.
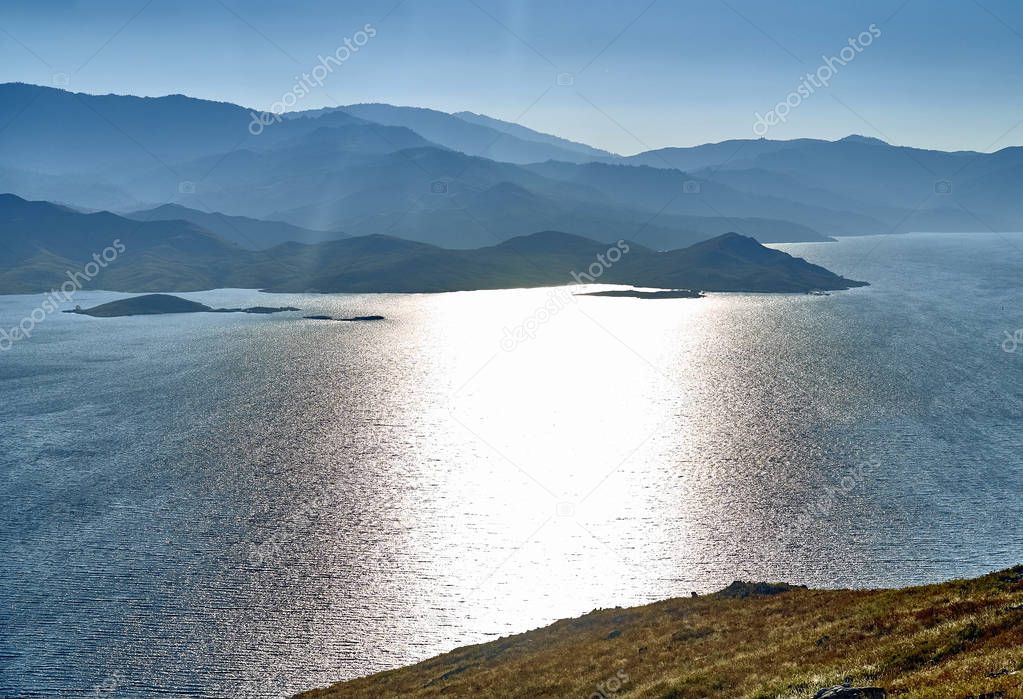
[[1, 233, 1022, 696]]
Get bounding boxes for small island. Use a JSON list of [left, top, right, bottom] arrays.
[[212, 305, 301, 314], [304, 314, 385, 321], [64, 294, 388, 322], [65, 294, 299, 318], [577, 288, 704, 299]]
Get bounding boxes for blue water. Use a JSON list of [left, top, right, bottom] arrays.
[[1, 233, 1021, 697]]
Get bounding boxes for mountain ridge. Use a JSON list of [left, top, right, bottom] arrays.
[[4, 82, 1019, 251], [0, 193, 864, 295], [124, 203, 348, 249]]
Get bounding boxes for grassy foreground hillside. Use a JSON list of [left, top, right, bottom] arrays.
[[296, 567, 1023, 699]]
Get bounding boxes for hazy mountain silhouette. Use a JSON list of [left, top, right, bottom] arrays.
[[267, 150, 831, 249], [294, 103, 611, 164], [452, 111, 614, 159], [625, 136, 1023, 233], [524, 161, 864, 237], [0, 83, 258, 173], [0, 194, 238, 292], [0, 194, 863, 294], [125, 204, 347, 249], [4, 83, 1019, 251], [622, 138, 825, 171]]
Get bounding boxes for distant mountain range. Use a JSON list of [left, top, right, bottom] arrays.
[[0, 193, 238, 293], [0, 194, 864, 294], [3, 83, 1016, 256], [292, 102, 614, 164], [620, 135, 1023, 233], [0, 81, 1016, 301], [124, 204, 346, 249]]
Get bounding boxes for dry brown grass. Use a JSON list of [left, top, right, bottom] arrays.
[[295, 566, 1023, 699]]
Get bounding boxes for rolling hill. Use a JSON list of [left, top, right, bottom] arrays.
[[0, 193, 241, 293], [294, 102, 612, 164], [294, 567, 1023, 699], [0, 194, 864, 295], [125, 204, 347, 250], [4, 83, 1018, 252], [625, 136, 1023, 233], [0, 85, 872, 247]]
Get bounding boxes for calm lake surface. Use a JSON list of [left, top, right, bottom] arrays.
[[1, 233, 1022, 697]]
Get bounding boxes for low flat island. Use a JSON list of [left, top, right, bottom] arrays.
[[577, 288, 704, 299]]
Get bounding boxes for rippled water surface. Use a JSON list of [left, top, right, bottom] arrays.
[[2, 233, 1022, 697]]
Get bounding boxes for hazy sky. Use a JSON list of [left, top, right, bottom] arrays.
[[3, 0, 1023, 154]]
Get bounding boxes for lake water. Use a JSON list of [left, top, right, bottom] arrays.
[[1, 233, 1022, 697]]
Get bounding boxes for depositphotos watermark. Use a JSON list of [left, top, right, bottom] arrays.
[[499, 240, 631, 351], [499, 286, 574, 352], [248, 24, 377, 135], [248, 490, 335, 566], [753, 23, 881, 136], [776, 461, 874, 544], [590, 670, 630, 699], [0, 240, 125, 351], [570, 240, 631, 285], [1003, 329, 1023, 354], [89, 671, 123, 698]]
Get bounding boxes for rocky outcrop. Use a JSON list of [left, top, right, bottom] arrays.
[[716, 581, 807, 599]]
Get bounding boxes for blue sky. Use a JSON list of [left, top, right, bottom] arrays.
[[2, 0, 1023, 154]]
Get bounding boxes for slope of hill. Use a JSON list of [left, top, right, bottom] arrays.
[[254, 230, 864, 293], [295, 566, 1023, 699], [296, 103, 608, 164], [125, 204, 347, 249], [0, 82, 260, 173], [0, 84, 888, 246], [452, 110, 615, 159], [525, 160, 869, 237], [0, 195, 864, 294], [0, 165, 138, 212], [0, 194, 242, 293], [8, 83, 1018, 246], [276, 176, 823, 251], [216, 146, 829, 249], [715, 137, 975, 210], [265, 118, 439, 157], [622, 137, 827, 171], [625, 136, 1023, 233]]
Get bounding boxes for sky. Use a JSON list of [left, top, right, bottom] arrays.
[[2, 0, 1023, 155]]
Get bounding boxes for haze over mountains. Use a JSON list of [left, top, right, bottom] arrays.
[[124, 204, 347, 250], [0, 194, 863, 295], [2, 82, 1019, 256]]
